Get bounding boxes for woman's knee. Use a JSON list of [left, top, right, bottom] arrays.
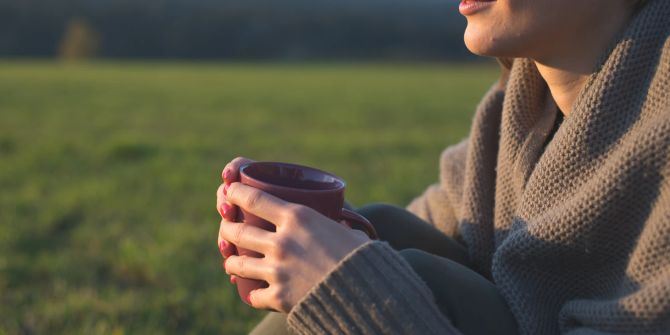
[[355, 203, 412, 242], [355, 203, 467, 260], [399, 248, 434, 276], [356, 203, 406, 228]]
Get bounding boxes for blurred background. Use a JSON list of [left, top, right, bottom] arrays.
[[0, 0, 499, 334]]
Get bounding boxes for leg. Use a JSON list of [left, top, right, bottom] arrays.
[[400, 248, 519, 335], [357, 203, 470, 266], [249, 312, 293, 335], [249, 249, 518, 335]]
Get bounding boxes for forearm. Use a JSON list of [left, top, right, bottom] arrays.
[[287, 241, 462, 335]]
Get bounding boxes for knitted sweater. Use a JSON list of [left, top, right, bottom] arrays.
[[287, 1, 670, 334]]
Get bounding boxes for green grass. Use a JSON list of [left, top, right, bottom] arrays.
[[0, 60, 498, 334]]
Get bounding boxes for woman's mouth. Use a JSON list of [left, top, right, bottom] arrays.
[[459, 0, 496, 16]]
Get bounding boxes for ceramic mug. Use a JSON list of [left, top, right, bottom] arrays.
[[233, 161, 377, 305]]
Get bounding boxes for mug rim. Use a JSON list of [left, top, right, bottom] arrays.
[[239, 161, 347, 194]]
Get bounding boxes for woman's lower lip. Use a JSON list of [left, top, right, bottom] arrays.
[[459, 0, 495, 16]]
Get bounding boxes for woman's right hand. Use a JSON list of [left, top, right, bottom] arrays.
[[216, 156, 255, 284]]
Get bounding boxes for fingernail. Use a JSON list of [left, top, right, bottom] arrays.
[[230, 276, 237, 285], [222, 203, 232, 217], [223, 169, 231, 183], [223, 183, 230, 196], [218, 240, 227, 257], [246, 292, 253, 305]]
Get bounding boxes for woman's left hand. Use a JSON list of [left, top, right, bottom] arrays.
[[216, 182, 370, 313]]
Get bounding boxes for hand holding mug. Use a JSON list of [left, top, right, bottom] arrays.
[[215, 161, 375, 312]]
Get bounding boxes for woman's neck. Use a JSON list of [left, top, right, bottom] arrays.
[[534, 63, 590, 117], [533, 4, 634, 117]]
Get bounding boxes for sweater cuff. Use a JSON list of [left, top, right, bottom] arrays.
[[287, 241, 460, 335]]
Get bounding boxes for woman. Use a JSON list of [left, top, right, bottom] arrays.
[[216, 0, 670, 333]]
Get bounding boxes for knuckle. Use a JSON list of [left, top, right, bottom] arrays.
[[227, 183, 243, 203], [267, 266, 284, 282], [276, 268, 289, 283], [235, 256, 248, 277], [227, 183, 239, 198], [244, 190, 263, 211], [284, 204, 310, 223], [272, 236, 292, 259], [233, 223, 248, 245]]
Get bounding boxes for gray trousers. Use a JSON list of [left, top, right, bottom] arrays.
[[249, 204, 518, 335]]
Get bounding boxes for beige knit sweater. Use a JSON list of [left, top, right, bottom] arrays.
[[287, 1, 670, 334]]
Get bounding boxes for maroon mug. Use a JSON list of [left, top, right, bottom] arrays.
[[233, 161, 377, 305]]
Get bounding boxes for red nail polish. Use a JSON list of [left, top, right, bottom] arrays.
[[246, 292, 252, 305], [218, 240, 227, 257], [222, 203, 232, 217], [230, 276, 237, 285], [223, 169, 231, 183], [223, 183, 230, 196]]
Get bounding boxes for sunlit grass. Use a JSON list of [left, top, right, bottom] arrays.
[[0, 60, 499, 334]]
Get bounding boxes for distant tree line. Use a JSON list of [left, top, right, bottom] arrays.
[[0, 0, 476, 61]]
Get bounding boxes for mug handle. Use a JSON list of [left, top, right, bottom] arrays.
[[340, 208, 378, 240]]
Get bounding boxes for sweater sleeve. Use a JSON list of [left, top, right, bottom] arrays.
[[287, 241, 462, 335], [406, 139, 469, 239]]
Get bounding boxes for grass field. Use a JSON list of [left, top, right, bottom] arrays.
[[0, 61, 499, 334]]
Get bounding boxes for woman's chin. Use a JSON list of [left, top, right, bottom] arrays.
[[463, 30, 496, 57], [463, 28, 518, 58]]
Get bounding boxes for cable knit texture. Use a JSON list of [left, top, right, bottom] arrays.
[[287, 1, 670, 333]]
